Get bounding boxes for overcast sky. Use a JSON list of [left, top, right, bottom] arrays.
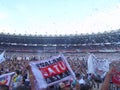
[[0, 0, 120, 35]]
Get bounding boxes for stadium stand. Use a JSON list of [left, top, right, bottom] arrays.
[[0, 30, 120, 53], [0, 30, 120, 90]]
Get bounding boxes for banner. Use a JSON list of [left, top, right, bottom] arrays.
[[111, 62, 120, 85], [87, 54, 109, 77], [29, 54, 75, 89], [0, 50, 5, 63], [87, 54, 95, 74], [0, 72, 15, 86], [112, 72, 120, 85]]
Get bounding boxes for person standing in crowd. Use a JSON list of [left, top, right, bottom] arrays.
[[71, 73, 82, 90], [12, 70, 23, 90], [101, 68, 114, 90], [0, 85, 9, 90], [15, 85, 31, 90]]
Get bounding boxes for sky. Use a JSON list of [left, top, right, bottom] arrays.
[[0, 0, 120, 35]]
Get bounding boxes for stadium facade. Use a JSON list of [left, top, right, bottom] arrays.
[[0, 30, 120, 53]]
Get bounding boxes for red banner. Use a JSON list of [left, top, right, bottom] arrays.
[[40, 61, 69, 78], [112, 72, 120, 85], [30, 54, 75, 89]]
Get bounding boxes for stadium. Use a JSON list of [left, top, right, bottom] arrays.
[[0, 29, 120, 90], [1, 0, 120, 90], [0, 29, 120, 61]]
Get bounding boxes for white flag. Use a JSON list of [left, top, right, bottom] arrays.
[[0, 50, 5, 63], [87, 54, 109, 76], [87, 54, 96, 74], [29, 54, 75, 89], [0, 72, 15, 86]]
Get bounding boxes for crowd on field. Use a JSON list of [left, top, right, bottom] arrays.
[[0, 52, 120, 90]]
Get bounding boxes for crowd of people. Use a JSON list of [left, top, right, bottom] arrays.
[[0, 30, 120, 55], [0, 52, 119, 90]]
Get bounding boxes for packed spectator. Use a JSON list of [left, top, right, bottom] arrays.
[[0, 30, 120, 90], [0, 52, 119, 90]]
